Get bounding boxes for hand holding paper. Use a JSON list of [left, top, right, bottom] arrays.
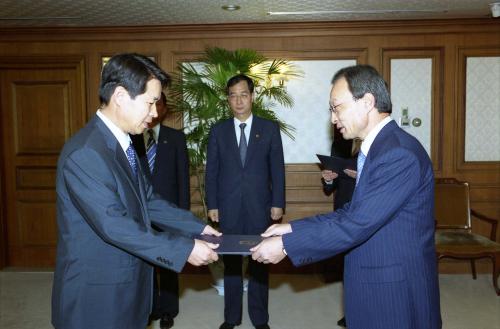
[[188, 239, 219, 266], [270, 207, 283, 220], [250, 236, 287, 264], [317, 154, 356, 177], [201, 225, 222, 237], [261, 223, 292, 237], [322, 169, 339, 182], [343, 169, 357, 179]]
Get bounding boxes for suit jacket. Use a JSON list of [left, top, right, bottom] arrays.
[[205, 116, 285, 234], [131, 125, 190, 210], [51, 115, 205, 329], [283, 121, 441, 329]]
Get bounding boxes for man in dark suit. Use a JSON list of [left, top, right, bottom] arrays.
[[251, 65, 441, 329], [205, 74, 285, 329], [131, 92, 189, 329], [51, 53, 220, 329], [322, 129, 358, 212]]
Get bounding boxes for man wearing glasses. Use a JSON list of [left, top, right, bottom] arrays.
[[251, 65, 441, 329]]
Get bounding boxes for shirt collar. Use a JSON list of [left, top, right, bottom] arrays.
[[234, 113, 253, 128], [360, 116, 393, 156], [96, 110, 131, 152], [144, 124, 160, 145]]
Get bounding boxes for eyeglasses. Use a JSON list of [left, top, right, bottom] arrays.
[[329, 97, 359, 114]]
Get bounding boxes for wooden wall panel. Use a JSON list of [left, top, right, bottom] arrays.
[[0, 57, 85, 268], [16, 167, 57, 190], [0, 19, 498, 273], [17, 201, 58, 246], [14, 83, 69, 154], [381, 48, 444, 175]]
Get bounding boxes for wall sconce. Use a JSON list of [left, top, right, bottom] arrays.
[[274, 74, 288, 88], [250, 61, 300, 89]]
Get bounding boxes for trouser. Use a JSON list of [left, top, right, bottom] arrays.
[[223, 255, 269, 326], [151, 267, 179, 318]]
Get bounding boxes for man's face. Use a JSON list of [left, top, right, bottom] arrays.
[[329, 77, 369, 140], [228, 80, 253, 120], [118, 79, 162, 134], [147, 96, 167, 128]]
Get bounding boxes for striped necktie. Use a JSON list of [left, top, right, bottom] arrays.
[[356, 151, 366, 186], [146, 129, 157, 173]]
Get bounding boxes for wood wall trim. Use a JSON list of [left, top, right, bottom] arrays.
[[381, 47, 445, 175], [0, 19, 499, 42], [0, 55, 87, 68], [455, 46, 500, 173], [0, 123, 5, 268]]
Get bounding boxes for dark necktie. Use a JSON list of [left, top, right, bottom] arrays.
[[356, 151, 366, 186], [126, 142, 137, 176], [239, 123, 247, 166], [146, 129, 157, 172]]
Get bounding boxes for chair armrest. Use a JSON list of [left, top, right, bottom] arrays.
[[471, 209, 498, 241]]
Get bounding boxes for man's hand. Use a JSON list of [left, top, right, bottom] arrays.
[[250, 236, 287, 264], [201, 225, 222, 236], [270, 207, 283, 221], [261, 223, 292, 237], [187, 239, 219, 266], [322, 169, 338, 182], [208, 209, 219, 222], [343, 169, 357, 179]]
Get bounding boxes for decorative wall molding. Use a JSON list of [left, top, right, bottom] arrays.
[[456, 47, 500, 172], [381, 48, 444, 175], [1, 18, 499, 41]]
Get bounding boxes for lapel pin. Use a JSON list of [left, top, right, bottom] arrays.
[[255, 134, 260, 138]]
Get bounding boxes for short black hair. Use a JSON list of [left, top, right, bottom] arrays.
[[332, 65, 392, 114], [99, 53, 171, 105], [159, 91, 167, 105], [226, 74, 255, 95]]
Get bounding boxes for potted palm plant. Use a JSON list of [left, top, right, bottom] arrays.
[[168, 46, 302, 294]]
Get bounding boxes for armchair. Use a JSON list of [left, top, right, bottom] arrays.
[[434, 178, 500, 295]]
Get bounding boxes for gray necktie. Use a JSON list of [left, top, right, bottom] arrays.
[[239, 123, 247, 166]]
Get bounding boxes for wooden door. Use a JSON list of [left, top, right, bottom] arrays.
[[0, 57, 86, 268]]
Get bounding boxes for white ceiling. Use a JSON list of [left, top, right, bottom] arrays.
[[0, 0, 498, 28]]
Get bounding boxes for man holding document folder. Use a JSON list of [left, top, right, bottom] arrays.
[[251, 65, 441, 329], [205, 74, 285, 329], [51, 53, 220, 329]]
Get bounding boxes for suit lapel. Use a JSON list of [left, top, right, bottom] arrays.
[[113, 143, 144, 201], [356, 120, 398, 188], [224, 119, 243, 168], [135, 163, 151, 226], [94, 116, 147, 219], [157, 125, 170, 161], [366, 120, 398, 162], [245, 116, 262, 166]]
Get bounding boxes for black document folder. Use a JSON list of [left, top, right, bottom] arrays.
[[316, 154, 355, 175], [195, 234, 263, 255]]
